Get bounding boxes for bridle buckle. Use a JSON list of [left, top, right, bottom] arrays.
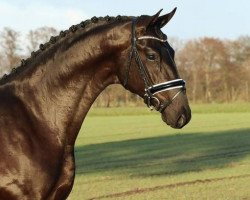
[[144, 92, 161, 111]]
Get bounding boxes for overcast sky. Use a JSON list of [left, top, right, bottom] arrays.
[[0, 0, 249, 40]]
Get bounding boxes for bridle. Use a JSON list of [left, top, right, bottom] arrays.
[[124, 18, 186, 113]]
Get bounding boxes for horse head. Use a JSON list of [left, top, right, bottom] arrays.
[[117, 8, 191, 129]]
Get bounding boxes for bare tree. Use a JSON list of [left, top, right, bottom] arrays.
[[0, 51, 7, 75], [26, 27, 58, 53], [177, 39, 203, 103], [0, 27, 21, 71], [224, 36, 250, 101], [177, 37, 231, 103]]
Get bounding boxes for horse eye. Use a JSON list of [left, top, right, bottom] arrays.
[[147, 54, 156, 61]]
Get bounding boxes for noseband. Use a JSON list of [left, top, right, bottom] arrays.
[[124, 18, 186, 113]]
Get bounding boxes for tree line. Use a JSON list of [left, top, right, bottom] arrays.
[[0, 27, 249, 106]]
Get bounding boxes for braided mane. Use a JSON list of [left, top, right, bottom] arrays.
[[0, 15, 132, 85]]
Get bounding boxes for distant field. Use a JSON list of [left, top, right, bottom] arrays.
[[68, 104, 250, 200]]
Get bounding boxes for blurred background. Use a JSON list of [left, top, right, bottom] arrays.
[[0, 0, 249, 106]]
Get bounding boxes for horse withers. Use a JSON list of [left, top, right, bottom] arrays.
[[0, 8, 191, 200]]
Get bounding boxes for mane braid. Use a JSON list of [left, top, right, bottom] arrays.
[[0, 15, 132, 85]]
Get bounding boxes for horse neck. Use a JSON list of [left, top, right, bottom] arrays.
[[12, 22, 130, 145]]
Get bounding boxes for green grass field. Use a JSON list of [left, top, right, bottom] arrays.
[[68, 103, 250, 200]]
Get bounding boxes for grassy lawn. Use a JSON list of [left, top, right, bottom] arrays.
[[68, 104, 250, 200]]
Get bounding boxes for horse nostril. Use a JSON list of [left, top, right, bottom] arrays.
[[176, 114, 186, 128]]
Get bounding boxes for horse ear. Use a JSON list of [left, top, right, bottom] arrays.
[[146, 9, 163, 29], [155, 7, 177, 28]]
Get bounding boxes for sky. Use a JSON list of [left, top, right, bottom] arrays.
[[0, 0, 249, 40]]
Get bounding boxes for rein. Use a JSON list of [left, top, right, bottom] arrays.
[[124, 18, 186, 112]]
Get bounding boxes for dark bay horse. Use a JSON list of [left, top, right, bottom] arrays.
[[0, 8, 191, 200]]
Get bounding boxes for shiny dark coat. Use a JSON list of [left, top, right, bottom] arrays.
[[0, 9, 191, 200]]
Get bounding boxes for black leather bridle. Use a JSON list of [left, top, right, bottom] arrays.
[[124, 18, 186, 113]]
